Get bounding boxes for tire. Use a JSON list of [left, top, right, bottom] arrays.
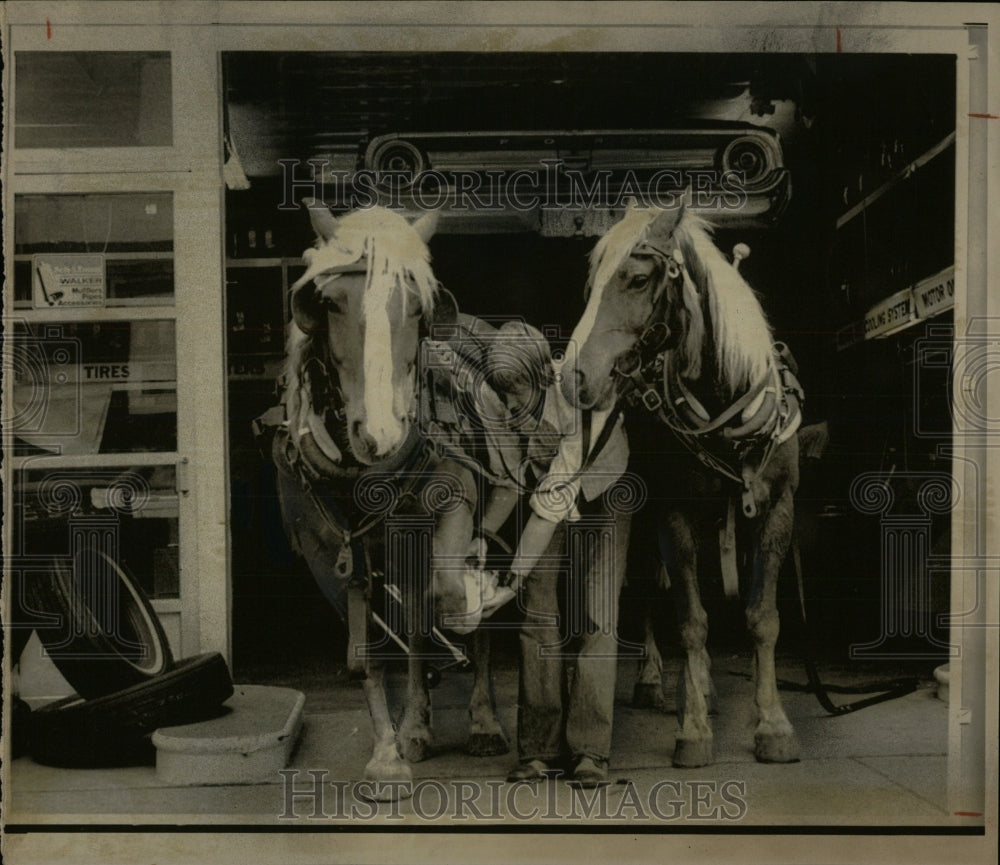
[[28, 653, 234, 769], [26, 547, 174, 700]]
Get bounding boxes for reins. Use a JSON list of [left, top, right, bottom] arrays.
[[788, 537, 920, 714]]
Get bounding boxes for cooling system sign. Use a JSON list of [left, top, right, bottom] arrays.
[[862, 287, 916, 339], [32, 254, 107, 309]]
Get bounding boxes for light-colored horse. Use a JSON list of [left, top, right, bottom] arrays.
[[274, 202, 507, 799], [564, 200, 802, 767]]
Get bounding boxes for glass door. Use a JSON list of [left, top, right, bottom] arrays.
[[4, 41, 229, 691]]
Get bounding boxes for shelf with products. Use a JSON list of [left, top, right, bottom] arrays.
[[224, 258, 304, 381], [829, 134, 955, 334]]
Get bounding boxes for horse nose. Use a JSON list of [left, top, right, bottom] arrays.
[[561, 366, 583, 406], [351, 420, 379, 458]]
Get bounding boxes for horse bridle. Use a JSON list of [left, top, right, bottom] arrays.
[[610, 234, 687, 413], [296, 263, 457, 427]]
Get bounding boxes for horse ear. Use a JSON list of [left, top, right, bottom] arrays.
[[412, 210, 440, 244], [304, 198, 339, 242], [649, 199, 686, 243]]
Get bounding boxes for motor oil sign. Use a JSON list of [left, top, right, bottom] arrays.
[[911, 266, 955, 320], [32, 254, 106, 309]]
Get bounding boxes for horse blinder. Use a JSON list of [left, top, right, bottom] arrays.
[[609, 234, 685, 412], [421, 286, 459, 337]]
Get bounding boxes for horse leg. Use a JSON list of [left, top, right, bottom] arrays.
[[747, 486, 800, 763], [399, 462, 476, 763], [663, 509, 714, 768], [399, 629, 434, 763], [361, 658, 413, 800], [465, 628, 510, 756], [633, 608, 666, 710]]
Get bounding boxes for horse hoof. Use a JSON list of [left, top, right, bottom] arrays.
[[363, 758, 413, 800], [401, 735, 433, 764], [633, 682, 666, 711], [365, 778, 414, 802], [465, 732, 510, 757], [754, 731, 801, 764], [673, 737, 714, 768]]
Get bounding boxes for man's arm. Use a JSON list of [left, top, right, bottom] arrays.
[[481, 484, 520, 536], [507, 512, 559, 587], [467, 483, 522, 565]]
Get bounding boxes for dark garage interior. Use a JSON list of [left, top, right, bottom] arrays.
[[222, 52, 956, 683]]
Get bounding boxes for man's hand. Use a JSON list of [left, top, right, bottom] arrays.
[[465, 533, 488, 570], [500, 570, 524, 594]]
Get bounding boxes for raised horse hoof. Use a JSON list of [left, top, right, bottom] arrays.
[[754, 731, 801, 764], [673, 737, 714, 768], [465, 732, 510, 757], [632, 682, 666, 711], [401, 734, 433, 764]]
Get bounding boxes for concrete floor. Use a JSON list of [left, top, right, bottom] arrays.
[[7, 650, 976, 829]]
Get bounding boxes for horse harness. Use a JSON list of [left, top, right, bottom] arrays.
[[255, 357, 459, 677], [610, 237, 804, 598], [615, 332, 804, 516]]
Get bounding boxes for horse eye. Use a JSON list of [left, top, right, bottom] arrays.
[[629, 273, 651, 290], [322, 296, 345, 315]]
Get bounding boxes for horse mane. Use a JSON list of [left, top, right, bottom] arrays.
[[588, 205, 660, 299], [284, 322, 315, 399], [588, 207, 772, 395], [673, 212, 773, 395], [291, 206, 439, 320], [284, 207, 440, 445]]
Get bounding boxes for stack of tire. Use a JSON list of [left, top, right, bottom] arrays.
[[19, 549, 233, 768]]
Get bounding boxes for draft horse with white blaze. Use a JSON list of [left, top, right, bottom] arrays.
[[564, 200, 804, 767], [270, 201, 508, 799]]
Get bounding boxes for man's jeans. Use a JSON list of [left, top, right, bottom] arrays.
[[516, 503, 630, 764]]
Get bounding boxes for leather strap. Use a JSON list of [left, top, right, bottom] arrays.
[[667, 363, 772, 438], [569, 405, 623, 486], [346, 585, 369, 678], [719, 498, 740, 598]]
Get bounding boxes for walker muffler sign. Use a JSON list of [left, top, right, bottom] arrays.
[[32, 254, 107, 309]]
